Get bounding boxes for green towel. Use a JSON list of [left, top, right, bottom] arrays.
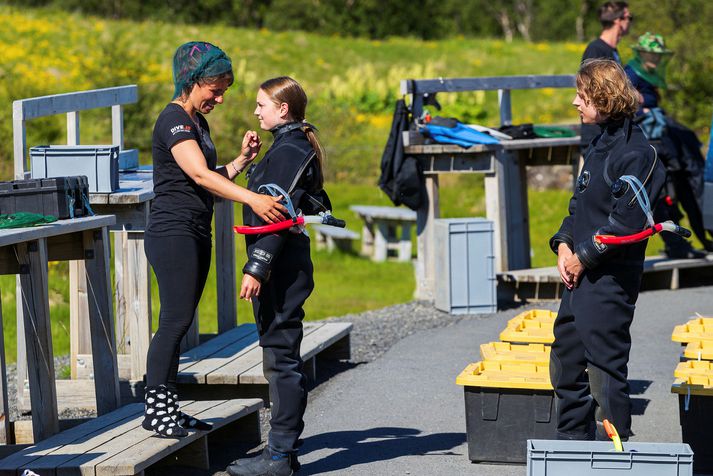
[[533, 125, 576, 138], [0, 212, 58, 229]]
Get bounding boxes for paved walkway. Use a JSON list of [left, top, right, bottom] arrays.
[[297, 286, 713, 475]]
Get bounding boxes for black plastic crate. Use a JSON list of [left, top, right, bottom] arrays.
[[677, 393, 713, 474], [464, 386, 556, 464], [0, 176, 90, 219]]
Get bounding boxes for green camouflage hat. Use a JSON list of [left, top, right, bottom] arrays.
[[632, 32, 672, 54]]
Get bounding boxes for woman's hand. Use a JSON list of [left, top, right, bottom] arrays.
[[240, 274, 261, 301], [564, 252, 585, 288], [557, 243, 574, 289], [249, 193, 288, 223], [237, 130, 262, 170]]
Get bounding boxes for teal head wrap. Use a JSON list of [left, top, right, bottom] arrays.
[[172, 41, 233, 99]]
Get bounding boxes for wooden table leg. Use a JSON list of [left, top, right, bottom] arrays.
[[374, 222, 389, 262], [398, 223, 413, 262], [215, 198, 237, 334], [69, 261, 91, 380], [16, 238, 59, 442], [83, 228, 120, 415], [416, 175, 440, 300], [0, 293, 11, 444], [124, 231, 151, 382], [360, 218, 374, 257]]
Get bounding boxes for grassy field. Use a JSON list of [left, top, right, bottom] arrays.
[[0, 7, 705, 363]]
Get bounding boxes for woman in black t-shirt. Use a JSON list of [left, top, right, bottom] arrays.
[[142, 41, 286, 438]]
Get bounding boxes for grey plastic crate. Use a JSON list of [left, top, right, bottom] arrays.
[[118, 149, 139, 171], [30, 145, 120, 193], [527, 440, 693, 476], [434, 218, 496, 314]]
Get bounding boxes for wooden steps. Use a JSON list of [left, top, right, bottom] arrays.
[[177, 322, 352, 387], [0, 398, 262, 476]]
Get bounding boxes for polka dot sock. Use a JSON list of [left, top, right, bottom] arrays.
[[142, 385, 188, 438]]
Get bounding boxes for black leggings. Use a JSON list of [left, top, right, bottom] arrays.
[[145, 234, 211, 389]]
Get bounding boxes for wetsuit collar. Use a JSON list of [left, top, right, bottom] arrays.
[[270, 121, 303, 138]]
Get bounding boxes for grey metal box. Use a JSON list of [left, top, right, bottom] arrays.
[[703, 182, 713, 231], [434, 218, 496, 314], [527, 440, 693, 476], [30, 145, 120, 193]]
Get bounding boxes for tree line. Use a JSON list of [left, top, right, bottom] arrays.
[[8, 0, 611, 42]]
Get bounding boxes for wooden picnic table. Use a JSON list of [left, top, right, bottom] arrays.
[[0, 215, 120, 443], [350, 205, 416, 261], [401, 75, 582, 300]]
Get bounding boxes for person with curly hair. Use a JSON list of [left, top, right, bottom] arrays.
[[549, 59, 665, 441]]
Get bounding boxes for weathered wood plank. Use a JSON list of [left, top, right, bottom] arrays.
[[239, 323, 352, 384], [225, 323, 323, 385], [0, 216, 115, 248], [178, 325, 258, 371], [0, 404, 142, 473], [17, 238, 59, 442], [14, 86, 138, 121], [0, 293, 10, 445], [83, 228, 121, 415], [350, 205, 417, 222], [92, 399, 262, 476], [181, 334, 261, 385], [125, 232, 151, 381], [215, 198, 237, 334]]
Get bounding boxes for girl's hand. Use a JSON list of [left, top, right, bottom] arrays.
[[249, 193, 287, 223], [240, 274, 261, 301], [557, 243, 574, 289], [238, 130, 262, 169], [564, 253, 585, 287]]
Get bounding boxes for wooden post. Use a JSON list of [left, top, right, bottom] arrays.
[[415, 174, 440, 300], [69, 262, 91, 380], [0, 291, 11, 444], [83, 228, 121, 415], [113, 232, 128, 355], [214, 198, 236, 334], [16, 239, 59, 442], [125, 232, 151, 381]]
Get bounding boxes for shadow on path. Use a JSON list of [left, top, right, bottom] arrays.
[[299, 427, 465, 474]]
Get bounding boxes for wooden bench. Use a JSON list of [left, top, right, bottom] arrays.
[[177, 322, 352, 389], [0, 398, 262, 476], [312, 225, 360, 253], [498, 253, 713, 302], [349, 205, 416, 261]]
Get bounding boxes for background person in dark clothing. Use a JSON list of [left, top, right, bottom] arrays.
[[550, 59, 665, 441], [624, 33, 713, 256], [580, 2, 633, 147], [143, 41, 286, 438], [227, 77, 329, 476]]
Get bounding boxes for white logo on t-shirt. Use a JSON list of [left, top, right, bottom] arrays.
[[170, 124, 193, 135]]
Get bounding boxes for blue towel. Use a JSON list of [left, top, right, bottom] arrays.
[[423, 122, 500, 147]]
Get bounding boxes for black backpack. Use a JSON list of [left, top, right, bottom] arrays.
[[378, 99, 424, 210]]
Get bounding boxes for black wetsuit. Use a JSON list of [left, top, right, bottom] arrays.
[[549, 118, 665, 440], [145, 103, 216, 390], [242, 122, 325, 454]]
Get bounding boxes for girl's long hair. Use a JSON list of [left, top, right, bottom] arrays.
[[260, 76, 325, 188]]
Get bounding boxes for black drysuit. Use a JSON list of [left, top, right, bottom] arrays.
[[549, 118, 665, 440], [242, 123, 325, 454]]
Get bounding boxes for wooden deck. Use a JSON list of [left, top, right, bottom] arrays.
[[498, 253, 713, 302], [0, 398, 262, 476], [177, 322, 352, 387]]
